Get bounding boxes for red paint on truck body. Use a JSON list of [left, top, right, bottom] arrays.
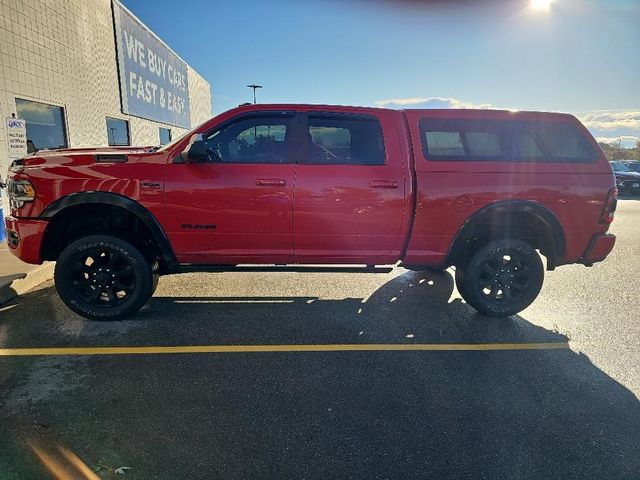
[[5, 104, 615, 270]]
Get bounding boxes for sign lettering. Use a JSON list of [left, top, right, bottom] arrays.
[[6, 118, 27, 159], [113, 1, 191, 129]]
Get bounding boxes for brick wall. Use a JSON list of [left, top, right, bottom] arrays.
[[0, 0, 212, 201]]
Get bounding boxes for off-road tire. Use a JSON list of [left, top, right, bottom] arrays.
[[55, 235, 154, 321], [454, 264, 468, 299], [458, 239, 544, 317]]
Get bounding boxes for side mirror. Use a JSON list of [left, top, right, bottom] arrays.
[[180, 134, 210, 163]]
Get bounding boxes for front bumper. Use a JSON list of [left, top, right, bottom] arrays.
[[4, 216, 49, 265], [617, 180, 640, 194], [580, 233, 616, 265]]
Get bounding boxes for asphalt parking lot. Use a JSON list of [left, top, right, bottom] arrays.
[[0, 199, 639, 480]]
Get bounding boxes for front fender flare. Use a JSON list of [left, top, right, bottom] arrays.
[[41, 191, 178, 271]]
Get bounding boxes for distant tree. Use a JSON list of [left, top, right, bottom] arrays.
[[599, 142, 617, 160], [598, 141, 639, 161]]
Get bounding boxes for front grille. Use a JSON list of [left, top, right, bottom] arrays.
[[620, 180, 640, 187]]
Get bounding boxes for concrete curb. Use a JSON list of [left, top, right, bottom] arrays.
[[0, 262, 55, 305]]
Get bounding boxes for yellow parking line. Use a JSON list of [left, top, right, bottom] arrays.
[[0, 342, 570, 356]]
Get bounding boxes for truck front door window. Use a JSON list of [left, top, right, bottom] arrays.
[[205, 117, 291, 164]]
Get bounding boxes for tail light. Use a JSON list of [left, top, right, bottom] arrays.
[[599, 188, 618, 224]]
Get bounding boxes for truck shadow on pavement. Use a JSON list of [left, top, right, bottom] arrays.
[[142, 269, 572, 346], [0, 270, 639, 479]]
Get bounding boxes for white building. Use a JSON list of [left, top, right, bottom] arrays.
[[0, 0, 212, 223]]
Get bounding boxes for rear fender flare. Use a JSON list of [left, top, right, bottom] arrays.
[[447, 200, 565, 269]]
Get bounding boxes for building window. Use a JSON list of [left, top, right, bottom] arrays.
[[15, 98, 68, 153], [106, 117, 130, 146], [159, 127, 171, 145]]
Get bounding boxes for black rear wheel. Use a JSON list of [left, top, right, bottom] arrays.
[[55, 235, 154, 320], [457, 239, 544, 317]]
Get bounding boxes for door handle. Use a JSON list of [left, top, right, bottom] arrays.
[[256, 178, 286, 187], [369, 180, 398, 189]]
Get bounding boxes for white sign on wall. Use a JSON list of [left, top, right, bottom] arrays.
[[112, 1, 191, 129], [6, 118, 27, 159]]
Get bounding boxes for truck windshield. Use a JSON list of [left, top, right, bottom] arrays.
[[157, 120, 209, 152], [611, 162, 632, 172]]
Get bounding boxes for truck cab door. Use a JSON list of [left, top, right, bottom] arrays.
[[164, 111, 297, 264], [293, 111, 411, 264]]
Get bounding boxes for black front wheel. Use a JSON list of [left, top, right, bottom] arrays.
[[456, 239, 544, 317], [55, 235, 155, 321]]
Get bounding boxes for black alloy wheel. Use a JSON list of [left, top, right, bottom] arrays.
[[55, 235, 156, 320], [71, 248, 135, 305], [457, 239, 544, 317]]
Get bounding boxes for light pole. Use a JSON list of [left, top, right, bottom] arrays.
[[247, 84, 262, 104]]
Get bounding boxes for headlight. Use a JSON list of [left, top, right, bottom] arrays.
[[8, 179, 36, 208]]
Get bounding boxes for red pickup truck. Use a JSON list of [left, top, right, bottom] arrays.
[[4, 104, 617, 320]]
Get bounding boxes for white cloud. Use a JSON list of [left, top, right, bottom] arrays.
[[579, 110, 640, 146], [372, 99, 640, 146], [580, 111, 640, 132], [374, 96, 495, 109], [375, 97, 433, 107]]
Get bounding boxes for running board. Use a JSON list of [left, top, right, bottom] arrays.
[[175, 265, 395, 274]]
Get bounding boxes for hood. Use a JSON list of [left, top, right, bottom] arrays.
[[614, 170, 640, 180], [11, 145, 158, 170], [27, 145, 156, 157]]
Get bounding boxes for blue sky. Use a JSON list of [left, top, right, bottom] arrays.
[[124, 0, 639, 147]]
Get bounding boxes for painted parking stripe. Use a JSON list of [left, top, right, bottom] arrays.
[[0, 343, 570, 356]]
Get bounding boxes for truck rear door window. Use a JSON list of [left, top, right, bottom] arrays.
[[420, 117, 597, 162], [305, 114, 385, 165]]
